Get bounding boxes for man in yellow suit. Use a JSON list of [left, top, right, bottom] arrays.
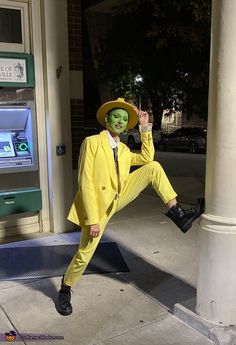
[[57, 98, 203, 316]]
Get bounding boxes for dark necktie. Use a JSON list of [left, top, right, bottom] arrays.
[[113, 147, 119, 174], [113, 146, 118, 162], [113, 146, 121, 195]]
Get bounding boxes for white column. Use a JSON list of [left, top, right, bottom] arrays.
[[42, 0, 73, 233], [196, 0, 236, 324]]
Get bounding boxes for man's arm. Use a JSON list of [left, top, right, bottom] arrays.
[[130, 109, 155, 165], [78, 138, 99, 226]]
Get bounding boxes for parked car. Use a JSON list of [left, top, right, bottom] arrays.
[[120, 123, 161, 149], [158, 127, 207, 153]]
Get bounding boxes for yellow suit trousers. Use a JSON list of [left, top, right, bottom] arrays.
[[64, 161, 177, 287]]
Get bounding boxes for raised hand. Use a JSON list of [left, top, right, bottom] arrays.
[[133, 105, 149, 126], [138, 110, 149, 126]]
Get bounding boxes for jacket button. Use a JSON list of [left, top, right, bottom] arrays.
[[102, 186, 106, 190]]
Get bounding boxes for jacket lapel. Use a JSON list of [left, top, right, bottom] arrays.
[[117, 144, 126, 184], [100, 130, 118, 189]]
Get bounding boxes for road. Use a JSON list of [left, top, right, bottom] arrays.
[[155, 150, 206, 180], [151, 150, 206, 204], [131, 149, 206, 203]]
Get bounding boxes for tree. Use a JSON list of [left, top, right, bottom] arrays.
[[95, 0, 211, 128]]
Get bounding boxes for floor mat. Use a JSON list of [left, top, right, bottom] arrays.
[[0, 242, 129, 280]]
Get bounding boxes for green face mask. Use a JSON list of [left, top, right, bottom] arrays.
[[106, 108, 129, 135]]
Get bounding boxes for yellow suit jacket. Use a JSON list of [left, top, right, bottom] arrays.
[[67, 130, 154, 227]]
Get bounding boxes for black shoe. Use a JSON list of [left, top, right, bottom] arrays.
[[165, 198, 204, 233], [57, 279, 73, 316]]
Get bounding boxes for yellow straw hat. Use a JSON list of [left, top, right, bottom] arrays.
[[96, 98, 138, 129]]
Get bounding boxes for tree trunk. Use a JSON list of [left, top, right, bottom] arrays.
[[150, 98, 163, 129]]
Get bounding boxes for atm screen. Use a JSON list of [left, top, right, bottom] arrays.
[[0, 132, 15, 158], [0, 104, 37, 173]]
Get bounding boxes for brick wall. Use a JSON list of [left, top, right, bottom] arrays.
[[70, 99, 84, 168], [67, 0, 84, 169], [67, 0, 83, 71]]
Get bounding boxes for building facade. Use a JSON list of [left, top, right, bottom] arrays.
[[0, 0, 83, 239]]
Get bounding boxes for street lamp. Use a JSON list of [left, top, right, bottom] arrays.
[[135, 74, 143, 110]]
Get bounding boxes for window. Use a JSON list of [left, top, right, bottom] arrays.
[[0, 0, 30, 52], [0, 7, 22, 43]]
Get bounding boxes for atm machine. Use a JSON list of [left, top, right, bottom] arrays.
[[0, 53, 42, 217]]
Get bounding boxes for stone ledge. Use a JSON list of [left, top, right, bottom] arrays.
[[174, 298, 236, 345]]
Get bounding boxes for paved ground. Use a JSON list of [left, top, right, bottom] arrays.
[[0, 170, 214, 345]]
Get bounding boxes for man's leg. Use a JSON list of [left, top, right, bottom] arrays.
[[57, 215, 112, 316], [63, 225, 108, 287], [116, 161, 203, 233], [116, 161, 177, 212]]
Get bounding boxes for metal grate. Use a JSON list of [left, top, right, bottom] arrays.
[[0, 242, 129, 280]]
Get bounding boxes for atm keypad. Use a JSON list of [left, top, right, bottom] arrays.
[[13, 133, 30, 157]]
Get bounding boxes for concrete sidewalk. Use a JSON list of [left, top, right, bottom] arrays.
[[0, 177, 213, 345]]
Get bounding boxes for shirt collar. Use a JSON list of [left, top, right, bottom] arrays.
[[106, 130, 120, 149]]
